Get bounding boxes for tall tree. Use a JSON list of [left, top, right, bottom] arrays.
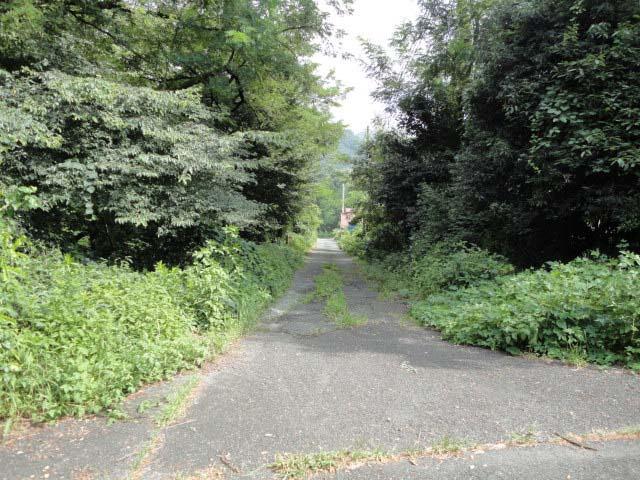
[[1, 0, 349, 265]]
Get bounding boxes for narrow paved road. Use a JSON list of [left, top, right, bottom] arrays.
[[2, 239, 640, 479]]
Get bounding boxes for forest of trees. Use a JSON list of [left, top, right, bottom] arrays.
[[0, 0, 351, 421], [353, 0, 639, 265], [1, 0, 349, 268], [340, 0, 640, 370]]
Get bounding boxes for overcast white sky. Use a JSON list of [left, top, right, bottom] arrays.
[[313, 0, 420, 133]]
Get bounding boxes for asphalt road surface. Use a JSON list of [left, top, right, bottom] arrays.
[[2, 239, 639, 480]]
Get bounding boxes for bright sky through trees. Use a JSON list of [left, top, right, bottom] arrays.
[[313, 0, 420, 133]]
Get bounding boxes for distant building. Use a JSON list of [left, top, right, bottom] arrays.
[[340, 208, 355, 229]]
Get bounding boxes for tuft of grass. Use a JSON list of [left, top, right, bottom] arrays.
[[106, 405, 128, 424], [155, 376, 200, 427], [311, 264, 367, 327], [137, 399, 162, 415], [324, 290, 367, 327], [561, 347, 589, 368], [270, 449, 386, 479], [507, 426, 538, 445], [430, 436, 469, 455], [617, 425, 640, 436]]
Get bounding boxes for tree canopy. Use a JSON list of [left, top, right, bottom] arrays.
[[354, 0, 640, 265], [1, 0, 351, 266]]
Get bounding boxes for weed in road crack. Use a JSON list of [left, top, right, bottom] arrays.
[[507, 425, 538, 445], [270, 449, 387, 479], [617, 425, 640, 436], [129, 375, 201, 479], [429, 436, 470, 455], [156, 376, 200, 427], [311, 264, 367, 327], [268, 426, 640, 479]]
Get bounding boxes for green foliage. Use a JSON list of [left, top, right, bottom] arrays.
[[455, 0, 640, 263], [357, 0, 640, 266], [311, 264, 366, 327], [410, 241, 514, 298], [338, 229, 513, 300], [335, 225, 366, 257], [411, 252, 640, 369], [1, 69, 263, 266], [287, 203, 321, 253], [0, 224, 302, 421], [313, 130, 364, 233], [1, 0, 347, 266]]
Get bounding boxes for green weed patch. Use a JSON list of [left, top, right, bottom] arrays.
[[339, 230, 640, 370], [0, 225, 303, 423], [312, 264, 366, 327], [412, 252, 640, 369], [270, 449, 387, 479]]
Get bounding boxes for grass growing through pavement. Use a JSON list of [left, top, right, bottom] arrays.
[[312, 264, 367, 327], [270, 449, 387, 479], [269, 437, 471, 478], [429, 436, 469, 455], [620, 426, 640, 435], [130, 376, 201, 478], [155, 375, 200, 427], [270, 427, 640, 479], [507, 426, 538, 445]]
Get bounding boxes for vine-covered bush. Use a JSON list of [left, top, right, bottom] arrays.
[[411, 252, 640, 369]]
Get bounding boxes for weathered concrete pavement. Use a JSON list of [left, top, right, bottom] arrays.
[[2, 239, 639, 479]]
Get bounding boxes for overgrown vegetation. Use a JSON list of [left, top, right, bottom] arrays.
[[0, 207, 303, 421], [340, 0, 640, 369], [412, 251, 640, 369], [339, 228, 640, 369], [311, 264, 366, 327], [0, 0, 352, 423]]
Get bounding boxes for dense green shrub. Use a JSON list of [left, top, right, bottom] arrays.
[[410, 242, 514, 298], [411, 252, 640, 369], [338, 230, 513, 300], [0, 224, 303, 422], [335, 226, 366, 257]]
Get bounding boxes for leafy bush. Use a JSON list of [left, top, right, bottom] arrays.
[[410, 242, 514, 298], [411, 252, 640, 369], [335, 226, 366, 257], [0, 225, 303, 422], [339, 232, 513, 300]]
